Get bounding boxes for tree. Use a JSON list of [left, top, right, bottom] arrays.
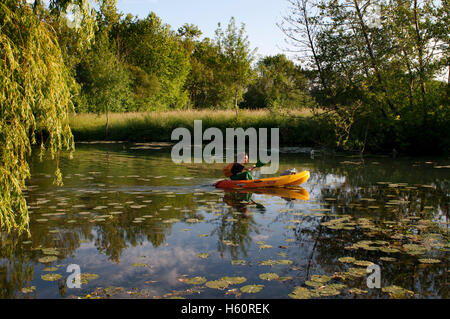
[[215, 17, 256, 115], [184, 38, 223, 109], [76, 30, 132, 137], [116, 12, 191, 110], [0, 0, 95, 232], [241, 54, 314, 109]]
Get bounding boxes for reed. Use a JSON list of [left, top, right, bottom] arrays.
[[69, 109, 325, 146]]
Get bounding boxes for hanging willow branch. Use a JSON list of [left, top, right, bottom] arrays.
[[0, 2, 76, 232]]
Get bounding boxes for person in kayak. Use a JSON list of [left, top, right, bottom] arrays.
[[229, 153, 256, 180]]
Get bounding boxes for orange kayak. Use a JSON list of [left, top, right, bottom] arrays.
[[214, 171, 310, 189]]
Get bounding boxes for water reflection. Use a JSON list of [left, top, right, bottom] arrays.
[[0, 144, 448, 299]]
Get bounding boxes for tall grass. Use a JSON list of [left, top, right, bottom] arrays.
[[69, 109, 327, 146]]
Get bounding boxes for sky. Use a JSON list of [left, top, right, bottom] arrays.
[[115, 0, 293, 60]]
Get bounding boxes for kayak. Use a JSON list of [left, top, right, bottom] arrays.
[[214, 171, 310, 189], [228, 187, 310, 201]]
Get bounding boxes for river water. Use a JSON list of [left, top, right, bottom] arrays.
[[1, 143, 448, 299]]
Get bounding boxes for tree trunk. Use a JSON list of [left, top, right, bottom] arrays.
[[105, 107, 109, 140], [352, 0, 396, 115]]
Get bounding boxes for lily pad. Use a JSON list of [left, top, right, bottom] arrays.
[[338, 257, 356, 263], [38, 256, 58, 264], [353, 260, 374, 267], [220, 276, 247, 285], [206, 280, 229, 289], [21, 286, 36, 293], [131, 263, 147, 267], [80, 273, 99, 284], [41, 273, 62, 281], [382, 285, 414, 298], [349, 288, 368, 294], [277, 259, 293, 265], [418, 258, 440, 264], [310, 275, 332, 283], [197, 253, 210, 259], [259, 273, 279, 281], [184, 277, 207, 285], [240, 284, 264, 293], [305, 280, 323, 287], [289, 287, 312, 299], [258, 259, 276, 266], [231, 260, 246, 266]]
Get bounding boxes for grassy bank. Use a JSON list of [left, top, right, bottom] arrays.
[[69, 109, 329, 147]]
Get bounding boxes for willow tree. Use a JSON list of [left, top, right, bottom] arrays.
[[0, 0, 94, 232]]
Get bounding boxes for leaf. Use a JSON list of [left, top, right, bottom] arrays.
[[289, 287, 312, 299], [220, 276, 247, 285], [206, 280, 229, 289], [41, 273, 62, 281], [259, 273, 279, 281], [240, 285, 264, 293], [38, 256, 58, 263], [184, 277, 207, 285]]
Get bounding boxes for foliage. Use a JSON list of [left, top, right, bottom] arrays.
[[114, 12, 191, 110], [0, 0, 84, 231], [241, 54, 315, 110], [215, 17, 256, 113], [281, 0, 450, 154]]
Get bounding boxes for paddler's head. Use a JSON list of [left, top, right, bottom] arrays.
[[237, 152, 249, 164]]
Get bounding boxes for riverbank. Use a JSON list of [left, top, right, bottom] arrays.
[[69, 110, 329, 148]]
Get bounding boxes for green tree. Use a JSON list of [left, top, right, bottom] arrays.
[[0, 0, 95, 232], [242, 54, 314, 110], [215, 17, 256, 114], [184, 38, 224, 109], [116, 12, 191, 110], [76, 30, 131, 137]]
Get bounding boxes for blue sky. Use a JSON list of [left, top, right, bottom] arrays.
[[116, 0, 292, 60]]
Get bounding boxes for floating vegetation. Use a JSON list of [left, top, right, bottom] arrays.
[[345, 268, 367, 279], [231, 260, 246, 266], [288, 287, 312, 299], [220, 276, 247, 285], [38, 256, 58, 264], [259, 273, 279, 281], [21, 286, 36, 294], [418, 258, 440, 264], [197, 253, 210, 259], [276, 259, 293, 265], [305, 280, 323, 288], [205, 280, 229, 289], [182, 277, 207, 285], [353, 260, 374, 267], [313, 285, 342, 297], [349, 288, 368, 294], [382, 285, 414, 298], [240, 285, 264, 293], [79, 273, 99, 284], [41, 273, 62, 281], [338, 257, 356, 263], [310, 275, 332, 283], [258, 259, 276, 266]]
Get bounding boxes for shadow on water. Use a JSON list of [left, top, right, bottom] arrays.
[[0, 143, 448, 299]]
